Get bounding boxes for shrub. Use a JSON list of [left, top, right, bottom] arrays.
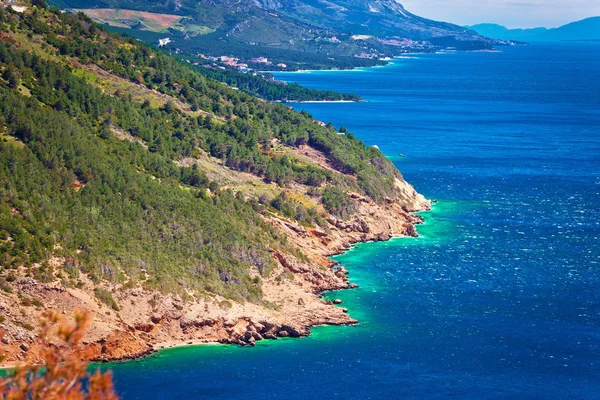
[[322, 186, 357, 220], [0, 310, 119, 399], [94, 288, 120, 311]]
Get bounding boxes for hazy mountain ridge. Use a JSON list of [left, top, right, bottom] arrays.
[[468, 17, 600, 42], [257, 0, 481, 39]]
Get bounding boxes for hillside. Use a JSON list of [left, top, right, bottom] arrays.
[[468, 17, 600, 42], [52, 0, 502, 70], [0, 4, 428, 365]]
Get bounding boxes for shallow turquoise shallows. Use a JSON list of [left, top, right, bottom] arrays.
[[108, 43, 600, 399]]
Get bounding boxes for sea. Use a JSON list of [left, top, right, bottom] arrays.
[[108, 42, 600, 399]]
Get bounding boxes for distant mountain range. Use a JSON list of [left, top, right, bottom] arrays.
[[51, 0, 504, 69], [468, 17, 600, 42]]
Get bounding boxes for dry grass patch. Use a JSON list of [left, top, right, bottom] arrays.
[[76, 9, 184, 32]]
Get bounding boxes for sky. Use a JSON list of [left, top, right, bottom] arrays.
[[401, 0, 600, 28]]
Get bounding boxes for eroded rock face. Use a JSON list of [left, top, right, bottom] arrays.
[[405, 223, 418, 237], [134, 323, 155, 333], [326, 217, 371, 234]]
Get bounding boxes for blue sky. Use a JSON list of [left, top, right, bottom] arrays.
[[401, 0, 600, 28]]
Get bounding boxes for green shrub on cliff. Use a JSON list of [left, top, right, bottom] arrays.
[[322, 187, 358, 220], [94, 288, 120, 311]]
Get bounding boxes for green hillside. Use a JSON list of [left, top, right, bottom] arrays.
[[0, 5, 401, 302]]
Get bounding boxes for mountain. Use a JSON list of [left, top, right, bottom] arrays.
[[468, 17, 600, 42], [253, 0, 492, 46], [0, 4, 429, 365], [51, 0, 501, 69]]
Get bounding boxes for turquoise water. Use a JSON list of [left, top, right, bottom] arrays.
[[109, 43, 600, 399]]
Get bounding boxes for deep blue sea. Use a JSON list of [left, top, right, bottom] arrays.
[[109, 43, 600, 399]]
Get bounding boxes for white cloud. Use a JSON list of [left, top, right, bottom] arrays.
[[401, 0, 600, 28]]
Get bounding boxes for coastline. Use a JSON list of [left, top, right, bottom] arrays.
[[271, 64, 389, 75], [0, 184, 430, 368], [122, 200, 432, 362], [273, 100, 360, 104], [272, 47, 503, 78]]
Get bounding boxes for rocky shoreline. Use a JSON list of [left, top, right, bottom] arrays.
[[0, 179, 429, 368]]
